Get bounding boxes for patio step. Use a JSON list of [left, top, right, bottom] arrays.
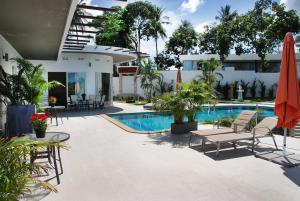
[[292, 121, 300, 136]]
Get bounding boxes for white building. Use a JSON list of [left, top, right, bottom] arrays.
[[181, 54, 300, 73], [0, 0, 136, 129]]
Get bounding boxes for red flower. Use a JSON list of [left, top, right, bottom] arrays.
[[30, 113, 48, 122]]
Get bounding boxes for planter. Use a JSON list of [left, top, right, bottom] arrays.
[[34, 128, 46, 138], [7, 105, 36, 137], [171, 121, 198, 135]]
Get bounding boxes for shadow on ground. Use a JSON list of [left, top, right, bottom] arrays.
[[146, 133, 279, 161], [146, 133, 191, 148], [282, 166, 300, 187]]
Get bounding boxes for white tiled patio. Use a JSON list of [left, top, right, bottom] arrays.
[[36, 103, 300, 201]]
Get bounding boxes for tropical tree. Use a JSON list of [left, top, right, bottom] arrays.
[[147, 6, 170, 58], [0, 59, 61, 110], [154, 51, 175, 70], [140, 59, 161, 102], [215, 5, 238, 23], [296, 35, 300, 51], [166, 20, 198, 68], [233, 0, 300, 71], [124, 1, 156, 61], [199, 24, 218, 54], [195, 58, 223, 87], [154, 74, 174, 95], [92, 6, 134, 49]]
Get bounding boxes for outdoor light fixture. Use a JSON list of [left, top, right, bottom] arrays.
[[89, 62, 92, 67], [3, 53, 8, 61]]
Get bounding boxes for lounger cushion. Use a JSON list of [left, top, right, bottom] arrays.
[[190, 128, 234, 136], [206, 132, 253, 143]]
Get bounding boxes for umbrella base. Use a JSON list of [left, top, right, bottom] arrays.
[[256, 150, 300, 168]]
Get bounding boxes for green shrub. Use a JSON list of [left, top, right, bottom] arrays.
[[250, 79, 257, 99], [258, 80, 266, 98], [222, 82, 230, 100], [0, 137, 56, 200], [202, 119, 216, 125], [218, 118, 233, 127]]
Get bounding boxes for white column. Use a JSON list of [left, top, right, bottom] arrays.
[[119, 74, 123, 96], [134, 73, 137, 98]]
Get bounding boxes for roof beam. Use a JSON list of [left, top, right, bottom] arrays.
[[69, 29, 98, 34], [77, 5, 116, 12], [71, 22, 97, 27], [114, 48, 123, 51], [66, 38, 90, 42], [63, 47, 84, 50], [64, 45, 84, 48], [75, 14, 106, 20], [67, 34, 93, 38], [65, 42, 87, 45]]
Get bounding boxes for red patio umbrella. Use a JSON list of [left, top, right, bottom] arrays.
[[176, 69, 182, 91], [275, 32, 300, 155]]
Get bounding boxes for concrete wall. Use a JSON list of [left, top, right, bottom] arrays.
[[0, 34, 22, 130], [30, 52, 114, 105], [113, 67, 280, 98]]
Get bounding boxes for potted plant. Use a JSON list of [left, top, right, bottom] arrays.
[[30, 113, 48, 138], [0, 58, 61, 137], [49, 96, 57, 107], [154, 82, 213, 134]]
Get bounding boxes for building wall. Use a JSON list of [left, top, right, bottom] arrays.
[[0, 34, 22, 130], [181, 53, 300, 73], [113, 68, 280, 98], [30, 52, 114, 105]]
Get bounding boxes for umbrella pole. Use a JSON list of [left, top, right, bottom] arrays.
[[283, 127, 287, 155]]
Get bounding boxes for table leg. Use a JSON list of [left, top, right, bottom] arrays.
[[52, 146, 60, 184], [58, 146, 63, 174]]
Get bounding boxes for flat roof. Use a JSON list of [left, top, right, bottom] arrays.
[[62, 45, 138, 64], [0, 0, 76, 60]]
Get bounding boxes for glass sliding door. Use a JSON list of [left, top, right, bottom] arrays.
[[67, 72, 86, 98]]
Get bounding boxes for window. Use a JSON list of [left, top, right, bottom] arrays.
[[224, 62, 256, 71], [183, 61, 194, 70], [67, 72, 86, 97]]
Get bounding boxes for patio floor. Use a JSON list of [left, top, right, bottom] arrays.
[[32, 102, 300, 201]]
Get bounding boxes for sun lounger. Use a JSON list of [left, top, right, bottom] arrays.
[[189, 110, 257, 147], [203, 117, 278, 157]]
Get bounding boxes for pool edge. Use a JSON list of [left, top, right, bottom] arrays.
[[101, 114, 170, 134]]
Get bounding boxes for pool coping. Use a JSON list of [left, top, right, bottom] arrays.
[[101, 113, 170, 134], [102, 103, 275, 134]]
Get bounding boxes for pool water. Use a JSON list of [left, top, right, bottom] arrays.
[[109, 106, 274, 132]]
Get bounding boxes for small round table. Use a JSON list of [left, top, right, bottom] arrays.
[[28, 132, 70, 184], [43, 106, 66, 126]]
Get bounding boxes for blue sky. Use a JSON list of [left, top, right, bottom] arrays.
[[87, 0, 299, 57]]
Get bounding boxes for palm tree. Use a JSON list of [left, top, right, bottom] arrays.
[[215, 5, 238, 23], [140, 59, 161, 102], [148, 6, 170, 58]]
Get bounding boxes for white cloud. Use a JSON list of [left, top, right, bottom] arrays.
[[281, 0, 300, 15], [82, 0, 104, 17], [180, 0, 205, 13], [195, 20, 214, 33]]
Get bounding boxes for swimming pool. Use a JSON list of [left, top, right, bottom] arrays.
[[108, 106, 274, 132]]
